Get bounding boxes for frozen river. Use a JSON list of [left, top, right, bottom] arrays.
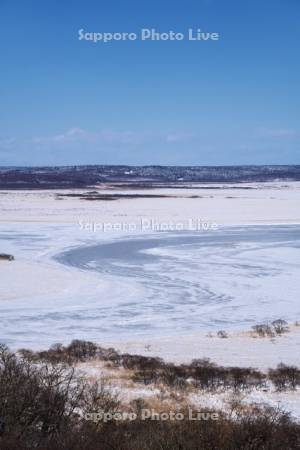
[[56, 225, 300, 334], [1, 225, 300, 348]]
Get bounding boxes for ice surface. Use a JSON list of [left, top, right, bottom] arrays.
[[0, 224, 299, 350]]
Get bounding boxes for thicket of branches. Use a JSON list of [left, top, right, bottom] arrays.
[[19, 339, 300, 392], [1, 342, 300, 449]]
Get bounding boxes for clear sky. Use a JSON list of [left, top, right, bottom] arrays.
[[0, 0, 299, 166]]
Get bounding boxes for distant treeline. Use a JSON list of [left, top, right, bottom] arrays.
[[0, 165, 300, 188]]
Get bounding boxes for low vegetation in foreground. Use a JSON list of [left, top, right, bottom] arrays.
[[1, 341, 300, 449]]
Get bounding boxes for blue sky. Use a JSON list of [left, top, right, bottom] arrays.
[[0, 0, 299, 166]]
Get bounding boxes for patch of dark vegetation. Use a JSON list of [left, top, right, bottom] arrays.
[[217, 330, 228, 338], [272, 319, 289, 335], [1, 343, 300, 449], [56, 193, 181, 201], [19, 340, 118, 365], [105, 183, 256, 190], [94, 407, 300, 450], [190, 359, 266, 391], [131, 357, 267, 392], [269, 364, 300, 391], [252, 319, 289, 337], [18, 340, 300, 393], [0, 253, 14, 261], [0, 343, 119, 450]]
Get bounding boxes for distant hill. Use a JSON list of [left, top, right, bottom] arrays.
[[0, 165, 300, 189]]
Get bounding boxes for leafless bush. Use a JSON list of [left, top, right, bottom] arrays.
[[252, 320, 290, 338], [132, 356, 267, 392], [120, 354, 164, 371], [1, 343, 300, 449], [272, 319, 289, 335], [20, 340, 112, 365], [217, 330, 228, 338], [252, 324, 275, 337], [269, 363, 300, 391], [225, 366, 266, 391], [0, 344, 118, 448]]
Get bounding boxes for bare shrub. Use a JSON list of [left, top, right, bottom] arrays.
[[252, 320, 290, 338], [272, 319, 289, 335], [66, 339, 98, 361], [269, 363, 300, 391], [225, 366, 266, 391], [217, 330, 228, 338], [1, 343, 300, 449], [252, 324, 275, 337], [120, 354, 164, 371], [0, 344, 118, 448], [20, 340, 113, 365], [130, 356, 268, 392]]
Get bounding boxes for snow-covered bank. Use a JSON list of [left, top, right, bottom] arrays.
[[107, 326, 300, 370], [1, 182, 300, 225]]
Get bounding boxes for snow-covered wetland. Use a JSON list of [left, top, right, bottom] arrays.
[[0, 183, 300, 352], [1, 183, 300, 418]]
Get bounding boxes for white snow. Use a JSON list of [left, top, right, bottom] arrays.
[[1, 182, 300, 417]]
